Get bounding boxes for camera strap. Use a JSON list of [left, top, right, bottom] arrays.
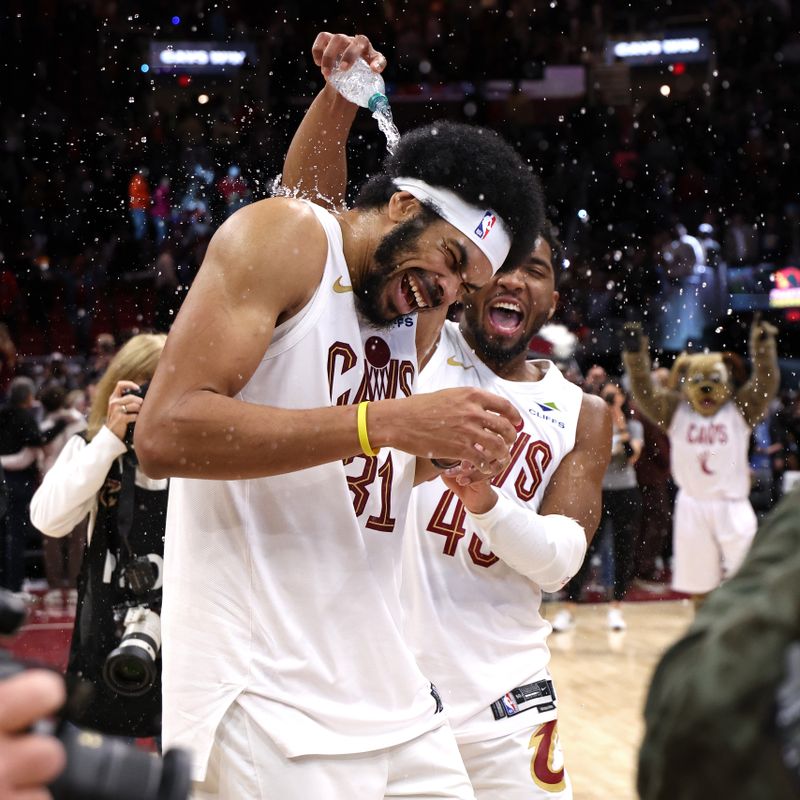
[[115, 452, 138, 560]]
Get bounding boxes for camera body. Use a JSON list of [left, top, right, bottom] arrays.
[[123, 381, 148, 450], [0, 588, 191, 800], [104, 556, 162, 697]]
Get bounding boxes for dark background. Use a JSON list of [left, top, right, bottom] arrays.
[[1, 0, 799, 380]]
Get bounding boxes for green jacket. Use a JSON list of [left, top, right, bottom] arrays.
[[638, 489, 800, 799]]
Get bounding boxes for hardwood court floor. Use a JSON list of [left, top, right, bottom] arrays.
[[544, 600, 695, 800]]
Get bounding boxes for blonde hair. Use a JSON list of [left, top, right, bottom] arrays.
[[87, 333, 167, 441]]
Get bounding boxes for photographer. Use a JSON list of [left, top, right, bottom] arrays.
[[30, 334, 166, 739]]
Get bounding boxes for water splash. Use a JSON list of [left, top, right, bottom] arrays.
[[372, 105, 400, 155]]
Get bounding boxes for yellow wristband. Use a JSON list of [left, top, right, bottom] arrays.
[[357, 401, 380, 457]]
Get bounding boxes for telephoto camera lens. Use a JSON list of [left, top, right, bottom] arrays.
[[51, 725, 192, 800], [103, 606, 161, 696]]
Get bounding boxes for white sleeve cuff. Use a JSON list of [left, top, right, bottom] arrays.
[[468, 492, 587, 592]]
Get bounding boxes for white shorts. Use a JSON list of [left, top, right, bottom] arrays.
[[671, 491, 757, 594], [192, 700, 475, 800], [458, 720, 571, 800]]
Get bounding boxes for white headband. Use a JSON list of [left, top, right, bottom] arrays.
[[393, 177, 511, 274]]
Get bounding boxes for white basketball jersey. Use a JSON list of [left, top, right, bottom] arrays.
[[161, 202, 442, 779], [402, 321, 583, 740], [668, 401, 751, 500]]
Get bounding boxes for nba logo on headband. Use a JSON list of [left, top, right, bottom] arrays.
[[475, 211, 496, 240], [392, 178, 512, 273]]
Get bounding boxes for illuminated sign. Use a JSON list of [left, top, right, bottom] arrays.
[[770, 266, 800, 308], [606, 29, 710, 65], [148, 41, 256, 74], [614, 38, 700, 58]]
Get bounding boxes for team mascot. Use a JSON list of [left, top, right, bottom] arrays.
[[622, 317, 780, 603]]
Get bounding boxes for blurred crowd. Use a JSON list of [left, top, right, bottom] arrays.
[[2, 1, 798, 362], [2, 323, 798, 602]]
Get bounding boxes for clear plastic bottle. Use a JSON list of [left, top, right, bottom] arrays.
[[329, 57, 389, 114]]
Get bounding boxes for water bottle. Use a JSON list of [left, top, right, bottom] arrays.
[[329, 57, 389, 114]]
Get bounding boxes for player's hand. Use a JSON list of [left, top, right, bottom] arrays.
[[312, 32, 387, 80], [0, 670, 66, 799], [373, 388, 522, 476], [440, 466, 499, 514], [106, 380, 143, 442]]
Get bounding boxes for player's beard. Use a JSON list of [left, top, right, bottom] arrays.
[[355, 208, 438, 328], [464, 304, 551, 370]]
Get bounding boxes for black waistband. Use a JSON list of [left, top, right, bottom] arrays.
[[490, 679, 557, 721]]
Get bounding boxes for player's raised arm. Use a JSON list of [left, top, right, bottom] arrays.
[[281, 33, 386, 208]]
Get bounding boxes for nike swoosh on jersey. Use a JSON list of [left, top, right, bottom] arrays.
[[333, 277, 353, 293], [447, 356, 475, 370]]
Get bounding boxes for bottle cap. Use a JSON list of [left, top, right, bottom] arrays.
[[367, 93, 389, 113]]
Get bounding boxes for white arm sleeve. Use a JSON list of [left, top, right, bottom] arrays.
[[30, 426, 127, 538], [467, 492, 588, 592]]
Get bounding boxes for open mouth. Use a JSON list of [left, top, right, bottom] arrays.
[[487, 300, 524, 336], [399, 270, 433, 312]]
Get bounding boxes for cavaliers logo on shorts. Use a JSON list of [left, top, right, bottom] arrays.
[[529, 721, 567, 793]]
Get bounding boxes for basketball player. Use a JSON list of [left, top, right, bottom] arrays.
[[134, 53, 545, 800], [284, 32, 613, 798], [402, 233, 612, 799]]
